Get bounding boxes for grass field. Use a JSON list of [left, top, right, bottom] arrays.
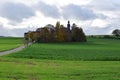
[[0, 37, 120, 80], [0, 37, 23, 52], [0, 58, 120, 80], [6, 38, 120, 61]]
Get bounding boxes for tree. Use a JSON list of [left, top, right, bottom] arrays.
[[79, 28, 87, 42], [112, 29, 120, 37], [57, 25, 67, 42], [24, 33, 29, 45], [38, 27, 50, 42], [24, 33, 29, 40], [55, 21, 60, 41], [55, 21, 60, 30], [71, 27, 86, 42]]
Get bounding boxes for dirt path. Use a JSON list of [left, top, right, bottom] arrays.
[[0, 43, 32, 56]]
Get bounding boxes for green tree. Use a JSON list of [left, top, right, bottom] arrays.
[[71, 27, 86, 42], [112, 29, 120, 37]]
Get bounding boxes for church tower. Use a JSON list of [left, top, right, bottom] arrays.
[[67, 20, 70, 31]]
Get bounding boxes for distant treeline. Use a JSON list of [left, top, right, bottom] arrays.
[[24, 21, 87, 43], [88, 35, 120, 39]]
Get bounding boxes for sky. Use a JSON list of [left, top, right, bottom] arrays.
[[0, 0, 120, 37]]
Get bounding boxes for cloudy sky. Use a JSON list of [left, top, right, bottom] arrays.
[[0, 0, 120, 37]]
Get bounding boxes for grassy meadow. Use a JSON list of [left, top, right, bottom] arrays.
[[0, 37, 120, 80], [0, 37, 23, 52], [0, 58, 120, 80], [6, 38, 120, 61]]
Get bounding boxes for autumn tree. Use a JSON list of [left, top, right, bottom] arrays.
[[28, 31, 38, 42], [55, 21, 60, 30], [57, 25, 66, 42], [54, 21, 60, 41], [38, 27, 50, 42], [45, 24, 56, 42]]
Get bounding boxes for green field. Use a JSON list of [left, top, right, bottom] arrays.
[[0, 58, 120, 80], [6, 38, 120, 61], [0, 37, 23, 52], [0, 37, 120, 80]]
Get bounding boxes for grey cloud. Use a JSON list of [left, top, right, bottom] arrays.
[[96, 13, 107, 19], [84, 22, 120, 35], [89, 0, 120, 11], [0, 24, 10, 36], [84, 27, 113, 35], [0, 2, 35, 23], [0, 25, 28, 37], [61, 4, 97, 20], [36, 1, 60, 19], [11, 28, 29, 37]]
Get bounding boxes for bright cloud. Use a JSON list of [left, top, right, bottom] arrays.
[[91, 19, 108, 28]]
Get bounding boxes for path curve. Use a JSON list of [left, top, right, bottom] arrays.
[[0, 43, 32, 56]]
